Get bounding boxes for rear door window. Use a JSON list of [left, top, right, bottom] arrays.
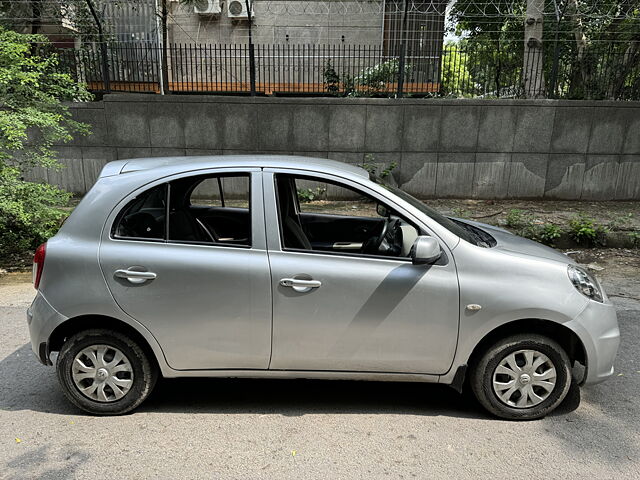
[[179, 174, 251, 245], [112, 173, 251, 247], [190, 176, 250, 209]]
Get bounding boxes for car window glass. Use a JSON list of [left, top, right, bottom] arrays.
[[371, 176, 491, 247], [276, 174, 419, 258], [190, 178, 223, 207], [113, 184, 166, 240], [296, 178, 380, 218], [221, 176, 250, 208], [190, 176, 250, 209], [169, 173, 251, 246]]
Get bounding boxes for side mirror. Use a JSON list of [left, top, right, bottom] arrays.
[[410, 236, 441, 265], [376, 203, 389, 217]]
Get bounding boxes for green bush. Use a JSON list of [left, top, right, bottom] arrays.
[[505, 209, 563, 246], [297, 186, 326, 203], [0, 27, 90, 259], [505, 209, 527, 229], [361, 154, 397, 180], [352, 58, 410, 94], [568, 214, 608, 246], [505, 209, 537, 238], [323, 60, 340, 94], [0, 167, 70, 256], [535, 224, 562, 247]]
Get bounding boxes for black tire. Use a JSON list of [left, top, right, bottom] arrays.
[[57, 329, 158, 415], [470, 334, 572, 420]]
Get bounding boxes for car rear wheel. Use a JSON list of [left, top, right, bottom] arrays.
[[470, 334, 572, 420], [57, 329, 157, 415]]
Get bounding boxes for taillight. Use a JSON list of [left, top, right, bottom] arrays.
[[33, 242, 47, 290]]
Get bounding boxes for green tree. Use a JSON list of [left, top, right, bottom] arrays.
[[0, 27, 91, 257], [440, 42, 474, 97], [0, 1, 98, 38], [449, 0, 640, 99]]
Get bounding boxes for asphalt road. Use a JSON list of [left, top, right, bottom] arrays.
[[1, 270, 639, 479]]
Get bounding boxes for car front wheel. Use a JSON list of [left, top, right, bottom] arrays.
[[57, 329, 157, 415], [470, 334, 572, 420]]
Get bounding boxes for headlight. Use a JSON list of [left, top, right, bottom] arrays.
[[568, 265, 603, 303]]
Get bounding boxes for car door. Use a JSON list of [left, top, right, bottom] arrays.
[[263, 169, 460, 375], [99, 168, 272, 371]]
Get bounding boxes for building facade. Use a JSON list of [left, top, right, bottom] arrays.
[[167, 1, 445, 50]]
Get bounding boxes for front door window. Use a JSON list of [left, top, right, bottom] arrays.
[[274, 174, 420, 258]]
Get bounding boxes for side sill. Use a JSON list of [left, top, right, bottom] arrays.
[[161, 368, 440, 383]]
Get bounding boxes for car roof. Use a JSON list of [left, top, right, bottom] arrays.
[[99, 155, 369, 180]]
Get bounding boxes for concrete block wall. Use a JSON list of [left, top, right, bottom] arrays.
[[38, 94, 640, 200]]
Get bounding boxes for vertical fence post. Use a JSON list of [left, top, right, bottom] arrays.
[[160, 0, 170, 94], [549, 37, 560, 98], [548, 1, 564, 98], [85, 0, 110, 93], [245, 0, 257, 95], [153, 0, 165, 94], [396, 0, 409, 97], [523, 0, 545, 98]]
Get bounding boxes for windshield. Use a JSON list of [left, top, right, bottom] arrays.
[[372, 176, 484, 246]]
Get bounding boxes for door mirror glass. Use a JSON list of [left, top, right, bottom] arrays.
[[376, 203, 389, 217], [410, 236, 441, 265]]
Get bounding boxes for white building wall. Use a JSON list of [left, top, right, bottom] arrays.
[[168, 1, 384, 45]]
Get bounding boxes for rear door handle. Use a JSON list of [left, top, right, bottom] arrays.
[[114, 268, 157, 284], [279, 278, 322, 293]]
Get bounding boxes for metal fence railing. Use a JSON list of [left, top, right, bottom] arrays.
[[55, 42, 640, 100]]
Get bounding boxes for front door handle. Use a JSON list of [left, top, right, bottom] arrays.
[[114, 268, 157, 285], [279, 278, 322, 293]]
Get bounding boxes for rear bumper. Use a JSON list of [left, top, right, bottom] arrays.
[[27, 291, 67, 366], [566, 299, 620, 385]]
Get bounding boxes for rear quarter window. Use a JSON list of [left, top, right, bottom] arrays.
[[112, 184, 167, 241]]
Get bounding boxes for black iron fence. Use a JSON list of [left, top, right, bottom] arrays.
[[55, 41, 640, 100]]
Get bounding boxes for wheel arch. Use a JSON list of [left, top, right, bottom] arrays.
[[467, 318, 586, 370], [48, 314, 166, 375]]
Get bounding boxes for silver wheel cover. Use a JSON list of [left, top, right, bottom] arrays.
[[71, 345, 134, 402], [492, 349, 557, 409]]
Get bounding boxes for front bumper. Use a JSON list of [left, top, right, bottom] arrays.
[[27, 291, 67, 365], [566, 299, 620, 385]]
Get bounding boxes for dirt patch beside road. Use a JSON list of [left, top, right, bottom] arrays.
[[429, 199, 640, 231]]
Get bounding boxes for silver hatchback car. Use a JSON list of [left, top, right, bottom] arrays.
[[28, 156, 619, 419]]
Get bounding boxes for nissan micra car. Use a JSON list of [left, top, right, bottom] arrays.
[[28, 155, 620, 419]]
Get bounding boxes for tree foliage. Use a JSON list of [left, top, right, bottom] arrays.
[[0, 27, 91, 257], [440, 42, 473, 97], [448, 0, 640, 99], [0, 0, 97, 37]]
